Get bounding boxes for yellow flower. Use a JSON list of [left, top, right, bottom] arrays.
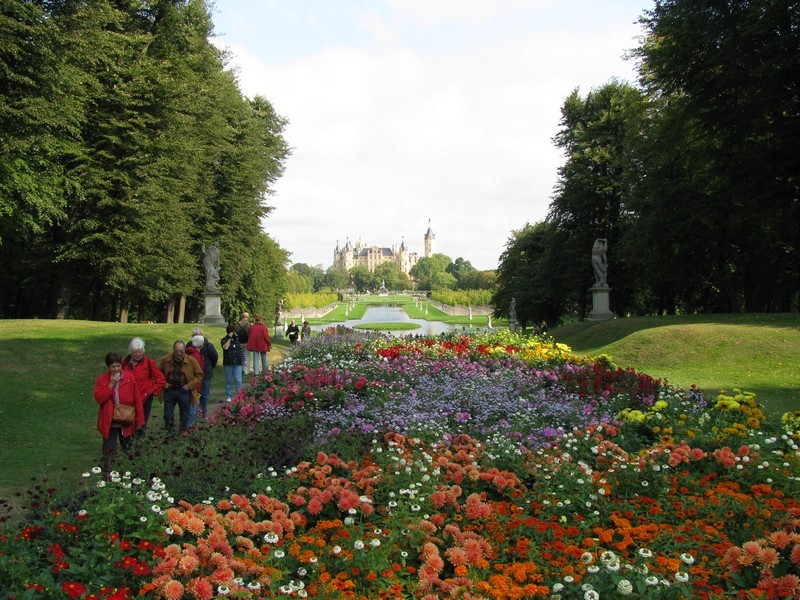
[[653, 400, 668, 412]]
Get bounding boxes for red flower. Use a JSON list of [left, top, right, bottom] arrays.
[[115, 555, 138, 569], [52, 560, 70, 574], [49, 543, 66, 560], [61, 581, 87, 598], [132, 561, 152, 575]]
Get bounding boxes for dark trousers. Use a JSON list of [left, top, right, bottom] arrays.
[[163, 387, 191, 433], [103, 426, 132, 471], [137, 395, 154, 437]]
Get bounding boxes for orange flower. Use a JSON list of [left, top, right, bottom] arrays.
[[162, 580, 184, 600]]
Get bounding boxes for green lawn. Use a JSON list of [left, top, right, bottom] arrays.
[[550, 313, 800, 416]]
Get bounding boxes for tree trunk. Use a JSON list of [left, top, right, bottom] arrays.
[[177, 295, 186, 324], [46, 268, 71, 319], [166, 297, 176, 324], [138, 299, 149, 323]]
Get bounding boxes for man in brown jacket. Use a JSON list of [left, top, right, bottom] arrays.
[[158, 340, 203, 435]]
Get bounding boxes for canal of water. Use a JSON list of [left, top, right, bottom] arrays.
[[310, 305, 485, 337]]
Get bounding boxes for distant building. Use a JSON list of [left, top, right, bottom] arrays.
[[333, 221, 435, 275]]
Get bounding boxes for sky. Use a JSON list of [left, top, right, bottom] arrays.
[[209, 0, 652, 271]]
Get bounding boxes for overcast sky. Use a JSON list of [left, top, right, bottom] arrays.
[[209, 0, 651, 271]]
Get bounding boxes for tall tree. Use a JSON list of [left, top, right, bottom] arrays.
[[634, 0, 800, 311], [0, 0, 78, 243], [373, 262, 410, 291], [349, 266, 379, 294], [493, 222, 567, 327], [0, 0, 290, 321], [410, 254, 454, 291], [549, 81, 644, 317]]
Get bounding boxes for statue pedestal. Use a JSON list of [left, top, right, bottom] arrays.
[[588, 286, 614, 321], [508, 318, 520, 332], [201, 293, 226, 326]]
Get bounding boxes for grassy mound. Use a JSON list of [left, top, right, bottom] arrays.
[[551, 313, 800, 415]]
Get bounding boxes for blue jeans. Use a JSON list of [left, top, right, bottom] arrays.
[[252, 351, 268, 375], [163, 387, 191, 433], [224, 365, 243, 399]]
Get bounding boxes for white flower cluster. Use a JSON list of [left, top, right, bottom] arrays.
[[81, 469, 174, 521]]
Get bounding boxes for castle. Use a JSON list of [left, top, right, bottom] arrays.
[[333, 221, 435, 275]]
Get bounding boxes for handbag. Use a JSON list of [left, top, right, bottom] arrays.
[[112, 403, 136, 427]]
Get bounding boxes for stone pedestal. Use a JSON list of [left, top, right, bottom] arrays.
[[588, 286, 614, 321], [201, 293, 226, 326], [508, 318, 520, 332]]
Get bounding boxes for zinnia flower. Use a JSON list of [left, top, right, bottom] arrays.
[[617, 579, 633, 595], [61, 582, 87, 599]]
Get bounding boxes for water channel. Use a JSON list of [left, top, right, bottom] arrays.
[[310, 305, 485, 337]]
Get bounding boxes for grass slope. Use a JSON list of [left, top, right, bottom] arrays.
[[551, 313, 800, 415]]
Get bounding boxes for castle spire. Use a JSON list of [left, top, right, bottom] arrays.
[[424, 219, 435, 258]]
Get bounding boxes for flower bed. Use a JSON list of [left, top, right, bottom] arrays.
[[1, 331, 799, 599]]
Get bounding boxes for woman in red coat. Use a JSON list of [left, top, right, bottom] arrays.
[[245, 314, 272, 375], [94, 352, 144, 470], [122, 337, 165, 438]]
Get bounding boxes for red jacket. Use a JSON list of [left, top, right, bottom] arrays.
[[122, 355, 165, 399], [246, 322, 272, 352], [186, 347, 204, 392], [94, 370, 144, 439]]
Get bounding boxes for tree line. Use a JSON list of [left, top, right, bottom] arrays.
[[288, 256, 496, 295], [0, 0, 290, 323], [493, 0, 799, 328]]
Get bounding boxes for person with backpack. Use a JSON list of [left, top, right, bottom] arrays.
[[221, 324, 245, 402], [234, 311, 251, 373], [122, 337, 166, 438]]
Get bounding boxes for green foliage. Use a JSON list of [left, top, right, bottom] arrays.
[[225, 233, 289, 322], [410, 253, 456, 290], [349, 265, 379, 293], [430, 289, 492, 307], [285, 292, 339, 310], [373, 262, 411, 291]]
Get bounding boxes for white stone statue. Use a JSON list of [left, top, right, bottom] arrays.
[[201, 242, 221, 293], [591, 238, 608, 287]]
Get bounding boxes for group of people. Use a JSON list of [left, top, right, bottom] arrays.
[[93, 330, 218, 468], [93, 311, 314, 469], [284, 319, 312, 345]]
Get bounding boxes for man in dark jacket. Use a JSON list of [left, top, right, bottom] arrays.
[[190, 327, 218, 421], [234, 311, 251, 373]]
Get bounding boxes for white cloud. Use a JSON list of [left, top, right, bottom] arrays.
[[213, 0, 647, 270]]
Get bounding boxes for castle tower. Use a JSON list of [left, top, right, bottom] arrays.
[[424, 219, 435, 258]]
